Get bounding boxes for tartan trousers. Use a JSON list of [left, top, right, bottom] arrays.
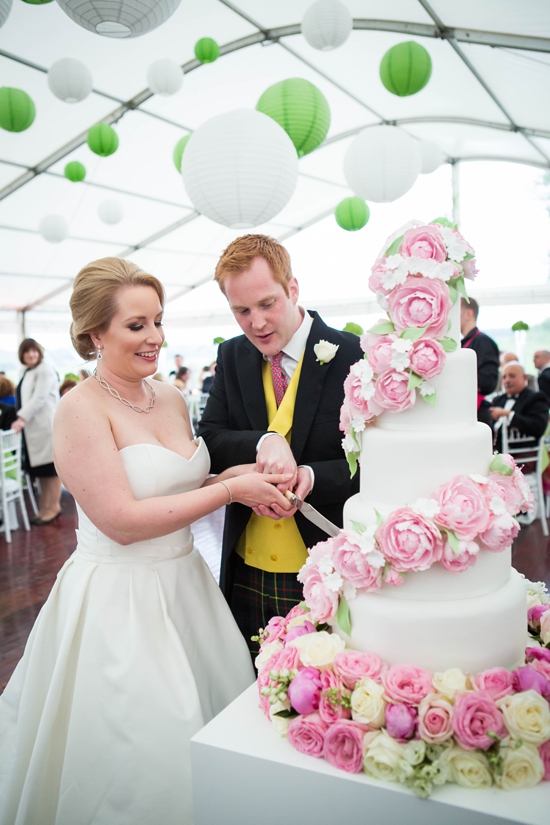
[[227, 552, 304, 660]]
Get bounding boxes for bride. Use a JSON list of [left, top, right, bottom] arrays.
[[0, 258, 292, 825]]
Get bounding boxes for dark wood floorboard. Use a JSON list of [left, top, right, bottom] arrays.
[[1, 493, 549, 692]]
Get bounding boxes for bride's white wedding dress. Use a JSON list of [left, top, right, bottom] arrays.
[[0, 439, 254, 825]]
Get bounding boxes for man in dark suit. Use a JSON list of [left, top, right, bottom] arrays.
[[490, 362, 548, 453], [460, 297, 499, 428], [198, 234, 362, 655], [534, 350, 550, 405]]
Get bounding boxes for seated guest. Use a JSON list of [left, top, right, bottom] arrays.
[[534, 349, 550, 404], [0, 376, 16, 406], [460, 297, 499, 428], [59, 378, 78, 396], [0, 400, 17, 430], [173, 366, 190, 395], [201, 361, 217, 394], [490, 362, 549, 452]]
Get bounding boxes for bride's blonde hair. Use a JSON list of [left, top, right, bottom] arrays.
[[70, 257, 165, 361]]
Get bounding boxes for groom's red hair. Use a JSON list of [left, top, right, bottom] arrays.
[[215, 234, 293, 296]]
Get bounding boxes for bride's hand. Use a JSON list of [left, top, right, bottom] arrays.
[[228, 472, 293, 510]]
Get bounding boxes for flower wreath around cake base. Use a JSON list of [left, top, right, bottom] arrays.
[[255, 578, 550, 797]]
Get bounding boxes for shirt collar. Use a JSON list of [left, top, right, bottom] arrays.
[[461, 326, 478, 344], [264, 308, 313, 363]]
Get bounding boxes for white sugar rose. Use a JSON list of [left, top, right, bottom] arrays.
[[286, 613, 314, 630], [445, 745, 493, 790], [362, 729, 407, 783], [269, 700, 291, 737], [432, 668, 470, 699], [351, 677, 386, 728], [498, 690, 550, 745], [495, 742, 545, 791], [255, 640, 283, 672], [314, 340, 339, 365], [287, 630, 345, 668]]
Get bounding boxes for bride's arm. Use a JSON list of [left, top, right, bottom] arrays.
[[53, 387, 291, 546], [202, 463, 257, 487]]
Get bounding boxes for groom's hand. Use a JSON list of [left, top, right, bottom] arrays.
[[254, 435, 297, 519]]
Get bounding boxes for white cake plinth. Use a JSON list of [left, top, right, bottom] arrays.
[[191, 685, 549, 825]]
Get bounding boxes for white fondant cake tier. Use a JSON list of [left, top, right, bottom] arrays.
[[355, 421, 493, 507], [330, 568, 527, 673]]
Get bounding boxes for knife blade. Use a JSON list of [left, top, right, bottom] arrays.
[[284, 491, 340, 538]]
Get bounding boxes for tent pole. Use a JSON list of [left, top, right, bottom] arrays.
[[452, 160, 461, 228], [17, 309, 26, 344]]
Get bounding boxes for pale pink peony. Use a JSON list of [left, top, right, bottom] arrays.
[[418, 694, 454, 744], [368, 259, 392, 295], [376, 508, 443, 573], [471, 667, 515, 701], [486, 472, 527, 516], [479, 512, 520, 552], [387, 276, 452, 338], [383, 664, 433, 706], [331, 533, 383, 593], [452, 690, 507, 751], [385, 703, 417, 741], [384, 567, 405, 587], [300, 565, 339, 623], [333, 650, 386, 690], [287, 713, 328, 758], [373, 369, 416, 413], [285, 603, 311, 623], [400, 224, 447, 262], [461, 257, 478, 281], [318, 667, 352, 725], [340, 371, 378, 432], [512, 467, 535, 513], [435, 476, 491, 541], [439, 539, 479, 573], [323, 719, 366, 773], [538, 740, 550, 781], [410, 338, 446, 380], [288, 667, 323, 715], [362, 333, 396, 373]]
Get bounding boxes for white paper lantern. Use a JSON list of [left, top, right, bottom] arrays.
[[182, 109, 299, 229], [56, 0, 182, 38], [419, 140, 446, 174], [302, 0, 352, 51], [98, 200, 124, 224], [39, 215, 69, 243], [48, 59, 93, 104], [344, 125, 421, 203], [0, 0, 13, 29], [146, 59, 183, 96]]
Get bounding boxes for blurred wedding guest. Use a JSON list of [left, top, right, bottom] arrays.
[[201, 362, 217, 394], [0, 400, 17, 430], [169, 353, 184, 377], [496, 351, 535, 392], [152, 372, 167, 382], [500, 351, 519, 367], [11, 338, 62, 525], [78, 368, 92, 381], [173, 366, 190, 394], [460, 297, 499, 429], [490, 362, 548, 453], [59, 378, 78, 396], [0, 376, 16, 406], [534, 349, 550, 404]]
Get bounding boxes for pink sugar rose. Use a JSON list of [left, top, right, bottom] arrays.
[[285, 604, 311, 622], [262, 616, 287, 645], [541, 611, 550, 645], [300, 565, 339, 623], [284, 621, 317, 644], [341, 372, 378, 430], [319, 667, 352, 725], [384, 567, 405, 587], [461, 257, 478, 281], [323, 719, 366, 774], [383, 664, 433, 706], [287, 713, 328, 759], [539, 740, 550, 781], [471, 668, 515, 701], [260, 645, 302, 680], [387, 276, 452, 338], [435, 475, 491, 541], [331, 533, 383, 592], [410, 338, 446, 380], [376, 508, 443, 573], [385, 703, 418, 741], [418, 694, 454, 744], [528, 605, 550, 632], [512, 667, 550, 699], [525, 648, 550, 682], [440, 538, 479, 573], [452, 690, 507, 751], [399, 224, 447, 263], [333, 650, 386, 690], [373, 369, 416, 413], [363, 334, 396, 373], [288, 666, 323, 716], [479, 512, 520, 552], [368, 259, 392, 296], [257, 667, 273, 718]]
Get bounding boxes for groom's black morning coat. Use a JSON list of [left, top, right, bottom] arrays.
[[198, 311, 362, 594]]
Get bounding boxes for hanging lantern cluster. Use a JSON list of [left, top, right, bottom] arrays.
[[48, 58, 93, 103], [256, 78, 330, 157], [301, 0, 352, 51], [56, 0, 182, 38], [344, 125, 421, 203], [334, 197, 370, 231], [380, 41, 432, 97], [87, 123, 119, 156], [0, 87, 35, 132], [147, 59, 183, 96]]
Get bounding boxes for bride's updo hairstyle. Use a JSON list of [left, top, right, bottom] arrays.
[[70, 257, 165, 361]]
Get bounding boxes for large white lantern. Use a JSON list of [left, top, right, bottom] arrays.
[[98, 200, 124, 224], [182, 109, 299, 229], [0, 0, 13, 29], [39, 215, 69, 243], [48, 59, 93, 104], [146, 59, 183, 96], [302, 0, 352, 51], [419, 140, 446, 174], [56, 0, 182, 38], [344, 125, 421, 203]]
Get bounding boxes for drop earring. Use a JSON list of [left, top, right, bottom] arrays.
[[97, 348, 102, 360]]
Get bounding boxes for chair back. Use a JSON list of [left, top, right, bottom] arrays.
[[0, 429, 23, 488], [501, 422, 544, 465]]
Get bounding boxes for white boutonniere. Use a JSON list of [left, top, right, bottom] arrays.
[[313, 339, 339, 365]]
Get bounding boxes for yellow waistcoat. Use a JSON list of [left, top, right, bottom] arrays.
[[236, 354, 308, 573]]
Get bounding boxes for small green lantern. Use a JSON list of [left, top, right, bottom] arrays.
[[173, 134, 191, 172], [380, 41, 432, 97], [335, 197, 370, 231], [64, 161, 86, 182], [87, 123, 119, 157], [20, 0, 55, 4], [0, 87, 36, 132], [343, 322, 364, 336], [195, 38, 220, 64], [256, 78, 330, 157]]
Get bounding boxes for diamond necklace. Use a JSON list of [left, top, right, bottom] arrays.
[[94, 370, 156, 414]]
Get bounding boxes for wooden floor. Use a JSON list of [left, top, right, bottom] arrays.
[[1, 492, 550, 692]]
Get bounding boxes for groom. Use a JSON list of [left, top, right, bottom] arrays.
[[199, 234, 362, 654]]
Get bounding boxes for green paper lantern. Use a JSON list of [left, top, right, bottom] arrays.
[[343, 322, 364, 336], [256, 78, 330, 157], [64, 161, 86, 182], [20, 0, 55, 4], [380, 41, 432, 97], [194, 37, 220, 64], [173, 134, 191, 172], [87, 123, 119, 157], [0, 87, 36, 132], [335, 197, 370, 231]]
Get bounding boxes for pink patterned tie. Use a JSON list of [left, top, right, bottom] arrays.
[[269, 352, 288, 407]]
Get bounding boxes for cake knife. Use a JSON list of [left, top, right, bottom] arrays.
[[284, 491, 340, 538]]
